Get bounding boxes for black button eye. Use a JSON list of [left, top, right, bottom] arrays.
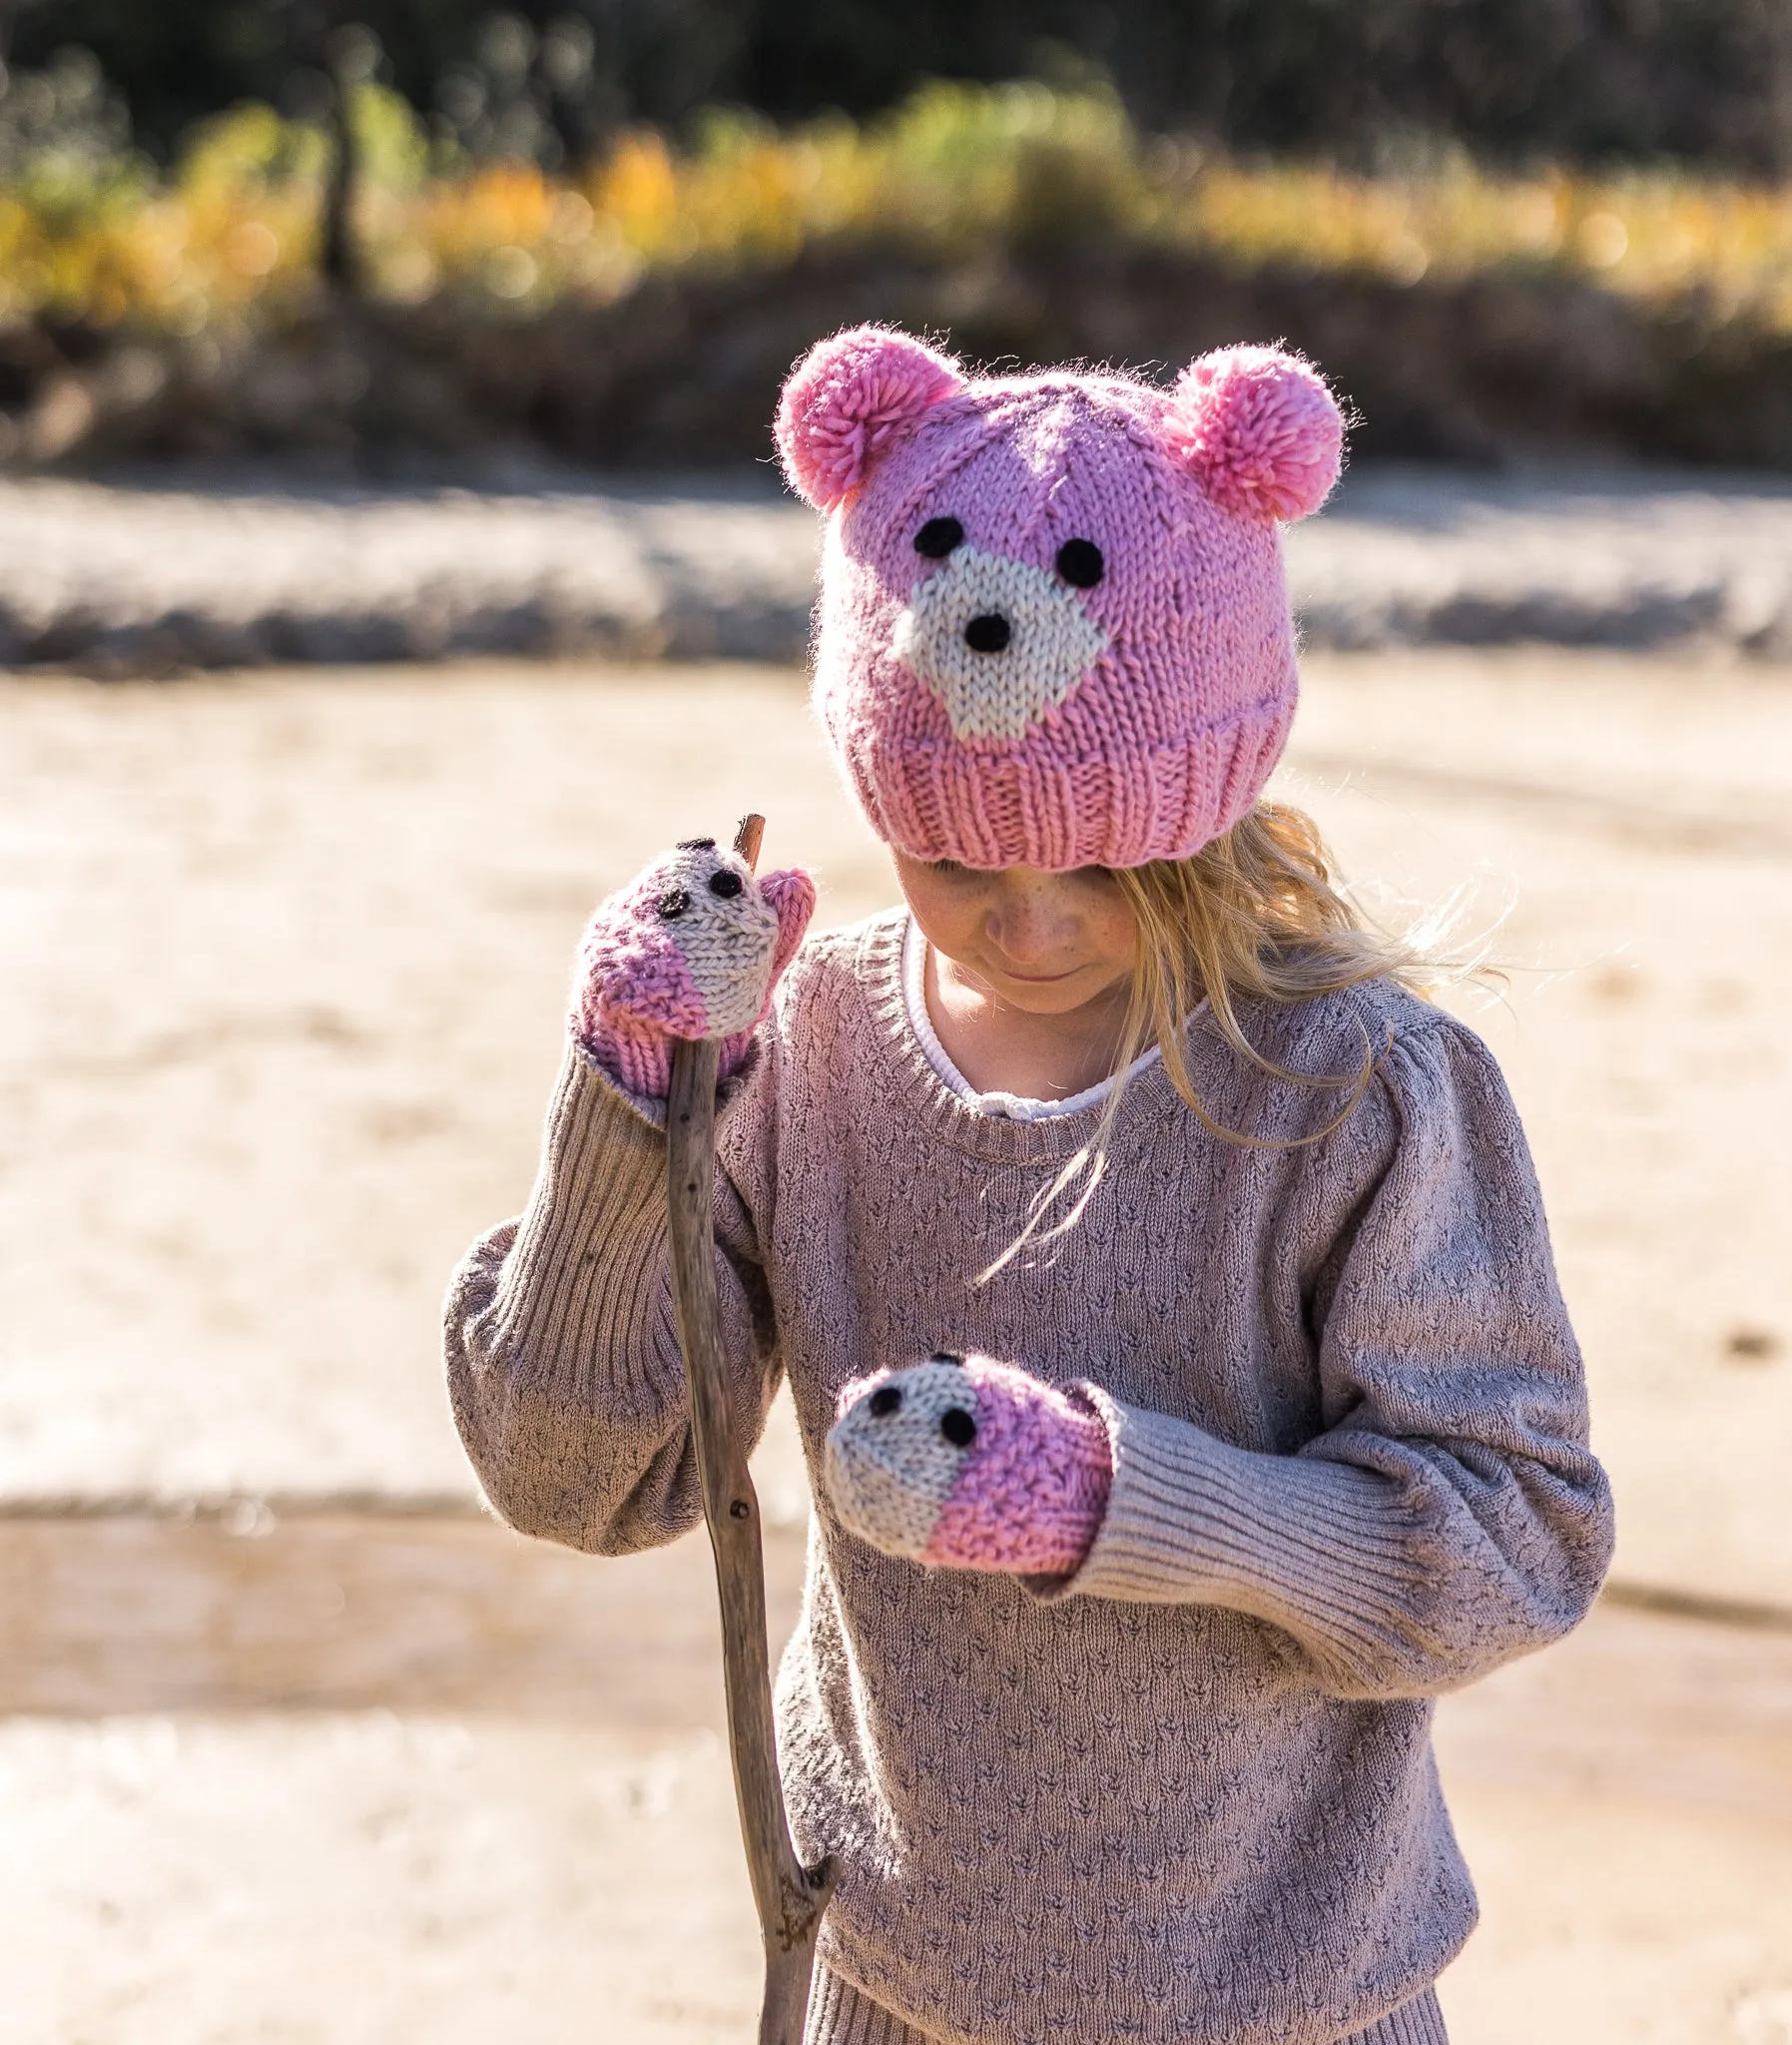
[[656, 888, 689, 920], [868, 1385, 902, 1418], [707, 870, 744, 899], [914, 516, 963, 558], [939, 1407, 977, 1449], [1055, 538, 1103, 587]]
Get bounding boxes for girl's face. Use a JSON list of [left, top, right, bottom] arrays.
[[893, 853, 1138, 1016]]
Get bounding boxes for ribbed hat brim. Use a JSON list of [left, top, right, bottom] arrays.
[[837, 690, 1297, 870]]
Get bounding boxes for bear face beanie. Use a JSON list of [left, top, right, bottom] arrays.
[[775, 326, 1345, 872]]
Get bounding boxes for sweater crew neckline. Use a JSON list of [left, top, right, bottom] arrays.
[[897, 916, 1165, 1123], [854, 912, 1192, 1165]]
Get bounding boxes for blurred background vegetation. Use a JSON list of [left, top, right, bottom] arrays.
[[4, 0, 1792, 470]]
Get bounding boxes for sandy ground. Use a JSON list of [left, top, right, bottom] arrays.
[[3, 649, 1792, 2041], [1, 1518, 1789, 2043], [3, 649, 1788, 1599]]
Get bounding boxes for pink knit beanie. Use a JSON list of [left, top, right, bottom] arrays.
[[775, 327, 1345, 871]]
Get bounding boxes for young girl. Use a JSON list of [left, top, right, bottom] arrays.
[[446, 328, 1612, 2045]]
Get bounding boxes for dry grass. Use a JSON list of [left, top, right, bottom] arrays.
[[8, 80, 1792, 341]]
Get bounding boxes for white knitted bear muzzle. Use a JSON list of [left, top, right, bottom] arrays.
[[825, 1360, 980, 1561], [890, 546, 1109, 744]]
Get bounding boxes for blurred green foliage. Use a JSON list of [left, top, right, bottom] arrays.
[[9, 77, 1792, 343]]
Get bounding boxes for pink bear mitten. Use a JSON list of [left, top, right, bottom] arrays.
[[825, 1354, 1113, 1577], [571, 837, 815, 1098]]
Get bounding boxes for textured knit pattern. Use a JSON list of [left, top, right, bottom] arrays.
[[805, 1967, 1451, 2045], [889, 543, 1111, 743], [446, 912, 1614, 2045], [775, 326, 1344, 870], [828, 1355, 1114, 1577], [778, 327, 967, 513], [1161, 345, 1345, 522], [569, 840, 815, 1097]]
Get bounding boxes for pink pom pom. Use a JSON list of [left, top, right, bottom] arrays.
[[776, 325, 964, 510], [1162, 344, 1344, 522]]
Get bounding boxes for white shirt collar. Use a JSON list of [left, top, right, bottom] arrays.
[[898, 915, 1165, 1122]]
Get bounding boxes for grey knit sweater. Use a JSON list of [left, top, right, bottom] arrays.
[[446, 911, 1613, 2045]]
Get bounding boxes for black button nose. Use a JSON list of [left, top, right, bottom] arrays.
[[868, 1385, 902, 1418], [939, 1407, 977, 1449], [963, 613, 1011, 654]]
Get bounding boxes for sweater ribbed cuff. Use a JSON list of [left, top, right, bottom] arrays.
[[501, 1042, 766, 1400], [491, 1048, 673, 1382], [805, 1966, 1446, 2045], [567, 1033, 670, 1128], [1354, 1986, 1449, 2044], [1034, 1390, 1426, 1659], [805, 1966, 936, 2044]]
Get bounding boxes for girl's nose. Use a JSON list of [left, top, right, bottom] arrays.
[[986, 880, 1078, 964]]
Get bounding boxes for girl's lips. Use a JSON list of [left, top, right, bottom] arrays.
[[990, 965, 1083, 985]]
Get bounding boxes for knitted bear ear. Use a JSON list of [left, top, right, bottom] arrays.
[[776, 326, 965, 511], [1161, 344, 1344, 522]]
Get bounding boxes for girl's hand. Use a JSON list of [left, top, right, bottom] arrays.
[[825, 1354, 1112, 1578], [570, 838, 816, 1099]]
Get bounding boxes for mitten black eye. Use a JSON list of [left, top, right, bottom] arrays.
[[914, 516, 963, 559], [1055, 538, 1103, 587], [868, 1385, 902, 1418], [707, 870, 744, 899], [656, 888, 690, 920], [939, 1407, 977, 1449]]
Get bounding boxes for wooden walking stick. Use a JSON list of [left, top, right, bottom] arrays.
[[665, 812, 837, 2044]]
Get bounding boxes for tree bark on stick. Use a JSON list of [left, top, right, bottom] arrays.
[[665, 812, 836, 2045]]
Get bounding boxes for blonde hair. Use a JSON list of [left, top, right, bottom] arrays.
[[977, 800, 1437, 1280], [1109, 799, 1436, 1141]]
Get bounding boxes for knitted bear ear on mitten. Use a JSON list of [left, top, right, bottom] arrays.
[[825, 1354, 1114, 1579], [776, 324, 1344, 874]]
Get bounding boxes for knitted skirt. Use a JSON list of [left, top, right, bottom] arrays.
[[803, 1965, 1450, 2045]]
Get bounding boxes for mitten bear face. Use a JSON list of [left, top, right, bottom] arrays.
[[569, 838, 816, 1097], [590, 838, 786, 1038], [824, 1353, 1113, 1578], [777, 328, 1344, 872]]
